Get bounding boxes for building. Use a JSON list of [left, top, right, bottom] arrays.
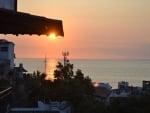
[[143, 80, 150, 94], [0, 39, 15, 69], [93, 82, 112, 103], [93, 82, 112, 90], [0, 39, 15, 78], [8, 101, 71, 113], [0, 0, 17, 11], [99, 83, 112, 90], [14, 63, 27, 79], [118, 81, 129, 90], [94, 87, 111, 103], [109, 89, 130, 98]]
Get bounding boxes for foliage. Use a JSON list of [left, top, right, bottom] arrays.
[[53, 59, 95, 112], [23, 59, 95, 111], [23, 71, 48, 104], [54, 61, 74, 81]]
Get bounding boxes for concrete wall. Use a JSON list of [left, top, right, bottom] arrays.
[[0, 41, 15, 69], [0, 0, 17, 11]]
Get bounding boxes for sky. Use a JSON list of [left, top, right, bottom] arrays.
[[1, 0, 150, 59]]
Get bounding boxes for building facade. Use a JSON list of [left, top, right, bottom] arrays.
[[0, 39, 15, 78], [0, 0, 17, 11]]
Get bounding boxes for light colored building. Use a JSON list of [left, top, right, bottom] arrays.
[[0, 39, 15, 69], [93, 82, 112, 90], [0, 39, 15, 78], [0, 0, 17, 11], [109, 90, 130, 98], [99, 83, 112, 90], [118, 81, 129, 89], [8, 101, 71, 113], [93, 82, 112, 103]]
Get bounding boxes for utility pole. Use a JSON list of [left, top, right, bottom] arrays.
[[62, 51, 69, 66], [44, 54, 47, 74]]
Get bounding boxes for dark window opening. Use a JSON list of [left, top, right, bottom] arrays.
[[0, 47, 8, 52]]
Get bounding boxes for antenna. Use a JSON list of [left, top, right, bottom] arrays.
[[44, 54, 47, 74], [62, 51, 69, 66]]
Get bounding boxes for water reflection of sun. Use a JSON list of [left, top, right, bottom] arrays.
[[45, 59, 57, 81]]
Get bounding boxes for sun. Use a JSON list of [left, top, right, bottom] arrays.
[[49, 33, 56, 39]]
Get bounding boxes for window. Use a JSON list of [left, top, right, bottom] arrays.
[[0, 47, 8, 52]]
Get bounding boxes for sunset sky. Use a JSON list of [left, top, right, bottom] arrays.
[[1, 0, 150, 59]]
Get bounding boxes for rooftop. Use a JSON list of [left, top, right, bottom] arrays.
[[0, 8, 64, 36], [0, 39, 14, 45]]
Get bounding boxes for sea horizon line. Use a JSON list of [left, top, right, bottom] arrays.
[[15, 57, 150, 61]]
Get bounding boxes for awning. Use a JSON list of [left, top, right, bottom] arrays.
[[0, 9, 64, 36]]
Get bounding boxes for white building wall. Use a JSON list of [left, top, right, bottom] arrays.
[[0, 0, 16, 11], [109, 91, 130, 98], [0, 40, 15, 69], [10, 101, 71, 113], [118, 81, 129, 89], [0, 50, 8, 58], [8, 43, 14, 69], [99, 83, 112, 90]]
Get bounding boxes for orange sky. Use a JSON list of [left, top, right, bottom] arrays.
[[1, 0, 150, 59]]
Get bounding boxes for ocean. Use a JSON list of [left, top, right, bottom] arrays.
[[15, 58, 150, 89]]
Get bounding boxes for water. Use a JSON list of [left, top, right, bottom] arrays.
[[15, 58, 150, 89]]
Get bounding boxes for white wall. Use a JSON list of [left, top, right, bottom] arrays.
[[8, 43, 14, 69], [0, 42, 15, 69], [0, 0, 16, 11]]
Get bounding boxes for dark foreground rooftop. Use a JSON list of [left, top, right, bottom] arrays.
[[0, 8, 64, 36], [9, 111, 58, 113]]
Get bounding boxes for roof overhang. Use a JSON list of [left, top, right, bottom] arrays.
[[0, 9, 64, 36]]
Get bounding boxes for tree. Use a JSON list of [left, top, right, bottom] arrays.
[[53, 58, 95, 112], [23, 71, 48, 105], [54, 60, 73, 81]]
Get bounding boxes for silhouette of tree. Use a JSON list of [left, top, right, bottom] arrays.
[[54, 60, 73, 81], [22, 71, 48, 104], [17, 57, 95, 110], [53, 59, 95, 112]]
